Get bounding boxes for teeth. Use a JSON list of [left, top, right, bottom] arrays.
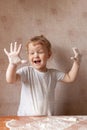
[[34, 60, 41, 63]]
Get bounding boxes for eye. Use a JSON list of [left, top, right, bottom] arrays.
[[38, 50, 44, 54], [29, 52, 34, 55]]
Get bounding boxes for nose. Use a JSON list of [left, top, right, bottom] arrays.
[[34, 52, 39, 57]]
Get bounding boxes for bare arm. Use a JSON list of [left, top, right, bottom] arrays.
[[4, 42, 27, 84], [63, 61, 80, 83], [62, 47, 81, 83], [6, 64, 20, 83]]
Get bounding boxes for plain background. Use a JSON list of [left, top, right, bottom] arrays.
[[0, 0, 87, 116]]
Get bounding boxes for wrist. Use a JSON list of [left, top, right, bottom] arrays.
[[9, 63, 17, 68], [73, 60, 80, 67]]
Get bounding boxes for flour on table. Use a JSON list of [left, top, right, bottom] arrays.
[[6, 116, 84, 130]]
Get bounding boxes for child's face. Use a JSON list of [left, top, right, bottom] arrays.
[[27, 42, 51, 72]]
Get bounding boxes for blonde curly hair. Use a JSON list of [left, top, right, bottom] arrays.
[[26, 35, 51, 53]]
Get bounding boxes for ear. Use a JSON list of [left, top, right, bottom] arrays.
[[48, 51, 52, 58]]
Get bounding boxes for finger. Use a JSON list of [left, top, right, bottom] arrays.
[[70, 56, 77, 61], [14, 42, 17, 52], [72, 47, 80, 54], [70, 56, 74, 60], [17, 44, 22, 54], [10, 43, 14, 52], [4, 48, 9, 56], [72, 47, 80, 57], [21, 60, 28, 64], [72, 47, 77, 55]]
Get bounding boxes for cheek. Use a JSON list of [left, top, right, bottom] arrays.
[[28, 55, 32, 61], [41, 54, 49, 61]]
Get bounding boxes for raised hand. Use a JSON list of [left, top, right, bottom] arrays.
[[4, 42, 27, 65], [71, 47, 82, 64]]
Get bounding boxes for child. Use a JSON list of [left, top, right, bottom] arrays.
[[4, 35, 81, 116]]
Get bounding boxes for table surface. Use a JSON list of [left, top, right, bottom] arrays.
[[0, 116, 87, 130]]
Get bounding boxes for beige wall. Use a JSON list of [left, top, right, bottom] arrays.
[[0, 0, 87, 116]]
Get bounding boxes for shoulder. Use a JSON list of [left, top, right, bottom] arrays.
[[16, 66, 35, 81], [48, 68, 61, 73], [48, 68, 65, 80]]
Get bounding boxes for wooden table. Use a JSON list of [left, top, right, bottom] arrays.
[[0, 116, 87, 130], [0, 116, 20, 130]]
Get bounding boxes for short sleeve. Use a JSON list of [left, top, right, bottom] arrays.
[[56, 71, 65, 81], [16, 67, 28, 82]]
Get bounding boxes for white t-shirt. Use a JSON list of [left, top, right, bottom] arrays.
[[16, 66, 65, 116]]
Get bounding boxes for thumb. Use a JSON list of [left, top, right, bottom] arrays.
[[21, 60, 28, 64], [4, 48, 9, 56]]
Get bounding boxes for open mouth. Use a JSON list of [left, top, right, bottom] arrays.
[[33, 60, 41, 64]]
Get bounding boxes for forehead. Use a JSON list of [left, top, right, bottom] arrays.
[[28, 42, 46, 50]]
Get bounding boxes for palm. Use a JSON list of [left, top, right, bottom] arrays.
[[4, 42, 27, 65]]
